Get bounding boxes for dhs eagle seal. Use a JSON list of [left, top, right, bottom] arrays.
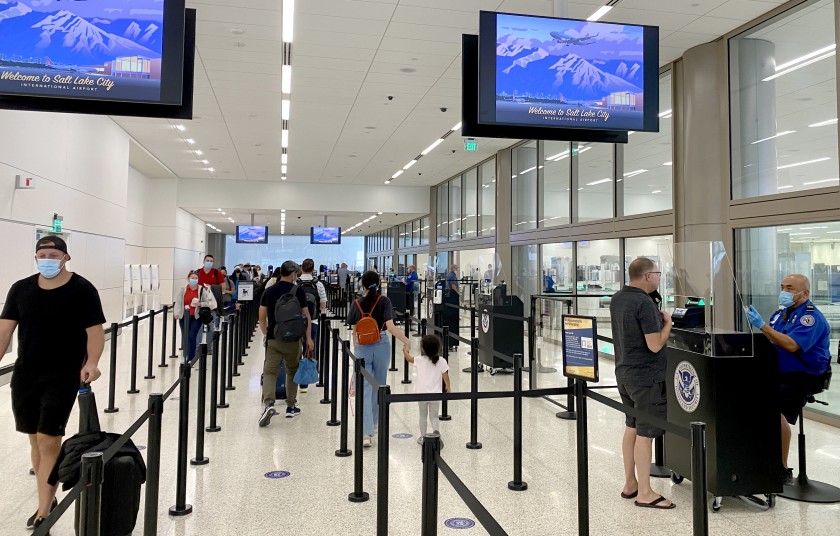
[[674, 361, 701, 413], [481, 309, 490, 334]]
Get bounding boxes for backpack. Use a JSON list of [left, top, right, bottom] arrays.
[[272, 284, 306, 342], [298, 277, 320, 320], [354, 295, 382, 346]]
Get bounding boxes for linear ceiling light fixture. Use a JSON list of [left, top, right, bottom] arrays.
[[386, 122, 463, 184], [280, 0, 294, 182], [763, 45, 836, 81], [777, 157, 830, 170], [751, 130, 796, 144], [809, 118, 838, 128]]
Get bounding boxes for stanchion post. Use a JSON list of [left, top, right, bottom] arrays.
[[691, 422, 709, 536], [232, 312, 241, 377], [348, 356, 369, 503], [320, 320, 331, 405], [238, 308, 246, 364], [470, 304, 476, 341], [389, 333, 398, 372], [104, 323, 119, 414], [508, 353, 527, 491], [192, 341, 210, 465], [439, 326, 451, 421], [327, 329, 341, 426], [143, 393, 164, 536], [127, 315, 140, 394], [556, 376, 577, 420], [145, 309, 156, 380], [421, 318, 427, 337], [170, 309, 179, 359], [575, 380, 589, 536], [218, 319, 230, 406], [159, 305, 169, 368], [207, 330, 222, 431], [466, 337, 482, 450], [78, 452, 104, 536], [335, 340, 352, 456], [377, 385, 391, 534], [317, 314, 327, 388], [169, 363, 193, 516], [421, 433, 440, 536], [401, 313, 412, 385], [226, 315, 237, 389]]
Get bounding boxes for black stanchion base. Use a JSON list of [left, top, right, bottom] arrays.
[[206, 426, 222, 433], [388, 367, 398, 372], [401, 379, 412, 384], [232, 372, 241, 377], [556, 411, 576, 420], [508, 481, 528, 491], [650, 463, 671, 479], [780, 479, 840, 503], [217, 403, 230, 409], [335, 449, 352, 458], [466, 442, 483, 450], [326, 420, 341, 427], [348, 492, 370, 503], [144, 375, 156, 380], [169, 505, 193, 516], [462, 365, 485, 373], [225, 385, 236, 390], [320, 398, 331, 405], [190, 457, 210, 466], [158, 363, 169, 368], [169, 355, 179, 359], [439, 415, 452, 421], [104, 408, 119, 414], [127, 389, 140, 395], [316, 381, 325, 387], [237, 361, 245, 366]]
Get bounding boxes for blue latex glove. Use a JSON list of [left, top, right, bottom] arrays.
[[747, 305, 765, 329]]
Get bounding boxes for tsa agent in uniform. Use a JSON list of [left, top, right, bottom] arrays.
[[746, 273, 831, 484]]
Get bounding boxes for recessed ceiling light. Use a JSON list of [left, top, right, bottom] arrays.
[[221, 212, 226, 215], [207, 167, 215, 172], [281, 209, 286, 212], [230, 28, 245, 35], [175, 124, 185, 131], [195, 150, 203, 156], [587, 5, 613, 22], [201, 160, 209, 164], [185, 138, 195, 145]]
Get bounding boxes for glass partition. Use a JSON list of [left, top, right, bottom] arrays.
[[463, 168, 478, 238], [449, 175, 462, 241], [576, 239, 620, 339], [625, 235, 675, 306], [479, 159, 497, 237], [512, 142, 538, 231], [575, 142, 614, 222], [542, 141, 571, 226], [437, 183, 449, 243]]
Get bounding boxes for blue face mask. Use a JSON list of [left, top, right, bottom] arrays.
[[189, 279, 199, 288], [37, 258, 62, 279], [204, 261, 213, 270], [779, 290, 802, 308]]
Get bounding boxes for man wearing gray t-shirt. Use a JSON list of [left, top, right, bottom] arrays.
[[609, 257, 674, 510]]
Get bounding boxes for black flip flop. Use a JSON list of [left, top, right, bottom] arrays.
[[620, 490, 638, 499], [634, 496, 675, 509]]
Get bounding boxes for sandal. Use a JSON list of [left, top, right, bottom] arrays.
[[634, 495, 675, 509], [620, 490, 638, 499]]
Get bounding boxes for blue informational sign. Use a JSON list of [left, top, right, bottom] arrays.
[[561, 315, 599, 382]]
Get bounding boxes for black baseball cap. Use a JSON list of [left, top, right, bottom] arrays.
[[36, 236, 68, 254]]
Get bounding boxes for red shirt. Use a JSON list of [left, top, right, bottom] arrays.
[[184, 287, 199, 315], [197, 268, 225, 287]]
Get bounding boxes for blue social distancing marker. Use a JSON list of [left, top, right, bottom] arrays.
[[170, 397, 179, 401], [393, 433, 413, 439], [136, 445, 146, 451], [264, 471, 290, 479], [445, 518, 475, 529]]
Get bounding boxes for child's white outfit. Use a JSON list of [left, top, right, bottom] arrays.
[[414, 354, 450, 437]]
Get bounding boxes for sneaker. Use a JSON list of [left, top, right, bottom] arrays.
[[300, 386, 309, 393], [27, 498, 57, 528], [32, 517, 49, 535], [258, 404, 276, 427], [782, 467, 795, 486], [416, 437, 424, 445], [286, 406, 301, 418], [363, 436, 372, 448]]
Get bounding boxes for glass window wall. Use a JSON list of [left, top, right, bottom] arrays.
[[542, 141, 571, 226], [512, 142, 538, 231], [576, 239, 620, 339], [542, 242, 574, 294], [511, 244, 539, 307], [449, 175, 462, 241], [575, 143, 614, 223], [624, 236, 675, 307], [463, 168, 478, 238], [479, 159, 496, 236], [730, 0, 838, 199], [437, 183, 449, 243]]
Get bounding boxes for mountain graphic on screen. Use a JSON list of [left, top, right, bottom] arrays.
[[0, 1, 161, 66], [239, 228, 266, 241]]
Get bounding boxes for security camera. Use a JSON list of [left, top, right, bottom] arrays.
[[387, 95, 394, 101], [451, 149, 456, 154], [440, 107, 448, 112]]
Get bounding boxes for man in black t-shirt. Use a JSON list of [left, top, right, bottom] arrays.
[[609, 257, 674, 510], [0, 236, 106, 530], [257, 260, 314, 426]]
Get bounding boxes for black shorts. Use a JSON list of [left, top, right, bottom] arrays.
[[779, 372, 826, 425], [618, 382, 667, 438], [11, 381, 79, 437]]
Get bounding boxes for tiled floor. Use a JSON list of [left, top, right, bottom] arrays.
[[0, 316, 838, 535]]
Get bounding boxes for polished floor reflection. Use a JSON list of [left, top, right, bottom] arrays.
[[0, 317, 838, 535]]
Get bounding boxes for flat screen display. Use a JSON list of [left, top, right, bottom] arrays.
[[0, 0, 186, 105], [236, 226, 268, 244], [478, 12, 659, 132], [311, 227, 341, 245]]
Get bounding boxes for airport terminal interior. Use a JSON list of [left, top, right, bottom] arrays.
[[1, 0, 840, 534]]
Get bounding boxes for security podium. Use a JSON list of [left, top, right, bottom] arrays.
[[478, 285, 524, 370], [664, 242, 782, 502], [387, 280, 407, 315]]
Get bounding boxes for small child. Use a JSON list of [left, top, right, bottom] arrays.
[[403, 335, 451, 446]]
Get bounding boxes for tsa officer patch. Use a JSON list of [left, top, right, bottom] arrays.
[[481, 309, 490, 334], [800, 315, 815, 327], [674, 361, 701, 413]]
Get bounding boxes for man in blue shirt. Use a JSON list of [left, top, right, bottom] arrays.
[[747, 274, 831, 484], [405, 265, 419, 315]]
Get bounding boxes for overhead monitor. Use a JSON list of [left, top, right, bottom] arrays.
[[311, 227, 341, 245], [0, 2, 195, 119], [236, 226, 268, 244], [478, 11, 659, 133]]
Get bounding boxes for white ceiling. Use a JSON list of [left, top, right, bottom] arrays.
[[113, 0, 790, 229]]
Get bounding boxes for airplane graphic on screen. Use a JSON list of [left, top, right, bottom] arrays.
[[550, 32, 598, 45]]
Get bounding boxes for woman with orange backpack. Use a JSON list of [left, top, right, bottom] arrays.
[[347, 270, 411, 448]]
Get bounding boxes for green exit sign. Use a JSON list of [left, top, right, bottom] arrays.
[[465, 138, 477, 151], [51, 213, 63, 233]]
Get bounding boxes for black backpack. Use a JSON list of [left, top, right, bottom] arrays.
[[298, 278, 320, 320], [273, 284, 306, 341]]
